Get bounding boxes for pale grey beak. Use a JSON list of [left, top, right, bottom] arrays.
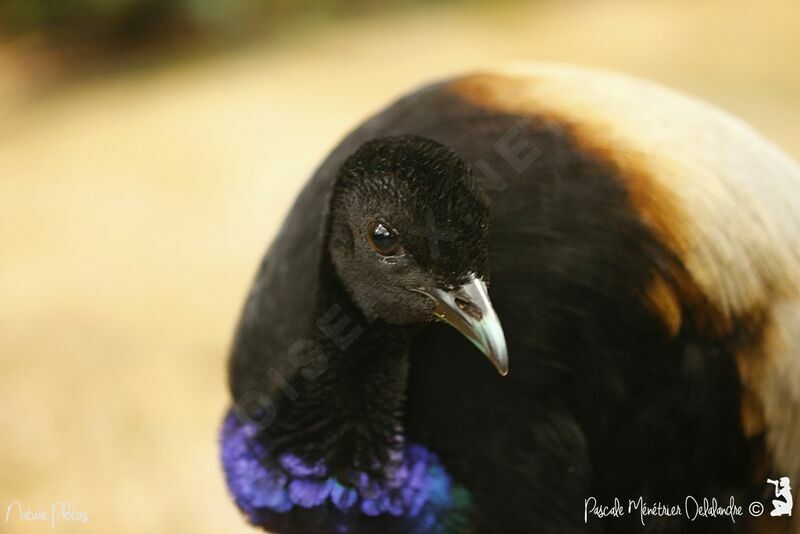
[[413, 274, 508, 376]]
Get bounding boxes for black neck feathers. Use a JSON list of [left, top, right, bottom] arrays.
[[264, 258, 418, 477]]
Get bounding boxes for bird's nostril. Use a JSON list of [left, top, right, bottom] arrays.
[[455, 297, 482, 320]]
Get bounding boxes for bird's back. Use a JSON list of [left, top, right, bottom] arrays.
[[398, 64, 800, 531]]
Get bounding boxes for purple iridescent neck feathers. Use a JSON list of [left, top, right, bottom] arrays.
[[220, 409, 470, 533]]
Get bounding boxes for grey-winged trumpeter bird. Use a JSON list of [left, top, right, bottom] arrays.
[[221, 64, 800, 533]]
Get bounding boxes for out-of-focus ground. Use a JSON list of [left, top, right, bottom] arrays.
[[1, 0, 798, 532]]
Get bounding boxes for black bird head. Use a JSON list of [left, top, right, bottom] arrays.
[[328, 135, 508, 375]]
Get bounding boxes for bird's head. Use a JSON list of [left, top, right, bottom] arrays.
[[328, 135, 508, 375]]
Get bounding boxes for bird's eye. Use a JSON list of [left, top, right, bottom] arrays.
[[369, 222, 403, 256]]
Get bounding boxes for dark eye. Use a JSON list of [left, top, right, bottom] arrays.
[[369, 221, 403, 256]]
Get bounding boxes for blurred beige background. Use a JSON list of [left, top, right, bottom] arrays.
[[1, 0, 799, 532]]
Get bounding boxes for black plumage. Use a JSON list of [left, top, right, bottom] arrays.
[[225, 64, 800, 533]]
